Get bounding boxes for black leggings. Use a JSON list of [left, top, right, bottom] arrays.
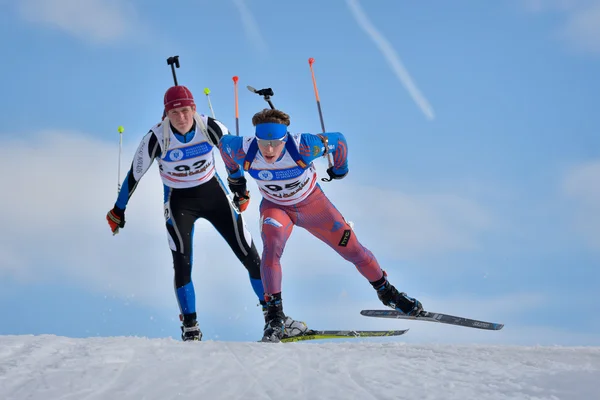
[[165, 176, 261, 318]]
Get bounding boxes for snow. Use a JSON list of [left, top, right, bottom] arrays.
[[1, 335, 599, 400]]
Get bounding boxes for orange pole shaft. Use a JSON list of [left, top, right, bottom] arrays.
[[308, 58, 326, 133]]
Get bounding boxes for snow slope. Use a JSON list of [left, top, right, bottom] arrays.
[[0, 335, 598, 400]]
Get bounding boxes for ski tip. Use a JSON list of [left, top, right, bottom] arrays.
[[232, 76, 239, 83], [308, 57, 315, 65]]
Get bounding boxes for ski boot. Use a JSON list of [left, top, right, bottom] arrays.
[[261, 294, 286, 342], [260, 299, 309, 339], [180, 313, 202, 342], [372, 274, 423, 316]]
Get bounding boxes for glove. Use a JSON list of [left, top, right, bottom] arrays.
[[325, 166, 348, 181], [234, 191, 250, 212], [106, 205, 125, 235], [228, 176, 251, 212]]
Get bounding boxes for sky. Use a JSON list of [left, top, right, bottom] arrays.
[[1, 335, 599, 399], [0, 0, 599, 346]]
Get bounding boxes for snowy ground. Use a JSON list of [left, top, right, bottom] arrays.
[[0, 335, 599, 400]]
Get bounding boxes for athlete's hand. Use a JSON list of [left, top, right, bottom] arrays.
[[227, 176, 250, 212], [234, 191, 251, 212], [325, 166, 348, 181], [106, 205, 125, 235]]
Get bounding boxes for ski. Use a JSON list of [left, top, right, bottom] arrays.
[[360, 309, 504, 331], [280, 329, 409, 343]]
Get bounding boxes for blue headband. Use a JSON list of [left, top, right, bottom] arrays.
[[255, 123, 287, 140]]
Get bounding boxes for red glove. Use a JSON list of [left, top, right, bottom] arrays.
[[234, 191, 250, 212], [228, 176, 250, 213], [106, 206, 125, 235]]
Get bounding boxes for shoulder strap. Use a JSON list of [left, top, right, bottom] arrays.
[[243, 139, 259, 171], [284, 135, 308, 169], [193, 113, 218, 146], [160, 119, 170, 159]]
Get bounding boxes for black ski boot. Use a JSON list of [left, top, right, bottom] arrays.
[[261, 294, 286, 343], [180, 313, 202, 342], [372, 274, 423, 316]]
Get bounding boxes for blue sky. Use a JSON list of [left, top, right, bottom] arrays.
[[1, 0, 599, 346]]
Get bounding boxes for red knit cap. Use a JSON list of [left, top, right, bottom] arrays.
[[164, 85, 195, 112]]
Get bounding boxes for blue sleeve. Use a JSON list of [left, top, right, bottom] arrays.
[[115, 175, 132, 210], [115, 130, 160, 210], [218, 135, 246, 179], [299, 132, 348, 173]]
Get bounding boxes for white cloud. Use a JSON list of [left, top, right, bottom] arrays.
[[17, 0, 145, 44], [562, 160, 600, 249], [5, 130, 598, 345], [524, 0, 600, 54], [0, 130, 494, 320], [0, 130, 260, 315], [345, 0, 435, 120], [561, 1, 600, 53], [322, 185, 492, 258], [232, 0, 268, 54]]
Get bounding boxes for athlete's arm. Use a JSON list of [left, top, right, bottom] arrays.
[[298, 132, 348, 174], [115, 130, 160, 210], [218, 135, 247, 180]]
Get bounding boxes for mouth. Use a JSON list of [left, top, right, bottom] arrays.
[[175, 121, 188, 129]]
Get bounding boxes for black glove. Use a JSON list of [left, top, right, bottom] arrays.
[[325, 166, 348, 181], [228, 176, 250, 212]]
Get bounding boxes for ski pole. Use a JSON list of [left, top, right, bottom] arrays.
[[166, 56, 180, 85], [203, 88, 216, 118], [308, 58, 326, 133], [117, 125, 124, 194], [233, 76, 240, 136], [308, 57, 334, 181]]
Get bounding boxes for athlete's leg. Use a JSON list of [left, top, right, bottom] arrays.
[[201, 176, 263, 300], [295, 185, 384, 282], [295, 185, 423, 315], [205, 178, 308, 338], [258, 198, 295, 296], [259, 198, 302, 342], [164, 187, 199, 326]]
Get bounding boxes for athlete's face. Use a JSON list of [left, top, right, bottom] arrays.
[[257, 139, 285, 164], [168, 105, 195, 133]]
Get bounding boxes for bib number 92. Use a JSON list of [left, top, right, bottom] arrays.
[[174, 160, 207, 172]]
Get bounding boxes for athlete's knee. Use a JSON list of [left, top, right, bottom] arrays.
[[261, 237, 285, 267], [335, 231, 373, 264], [172, 251, 193, 288], [242, 242, 261, 279]]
